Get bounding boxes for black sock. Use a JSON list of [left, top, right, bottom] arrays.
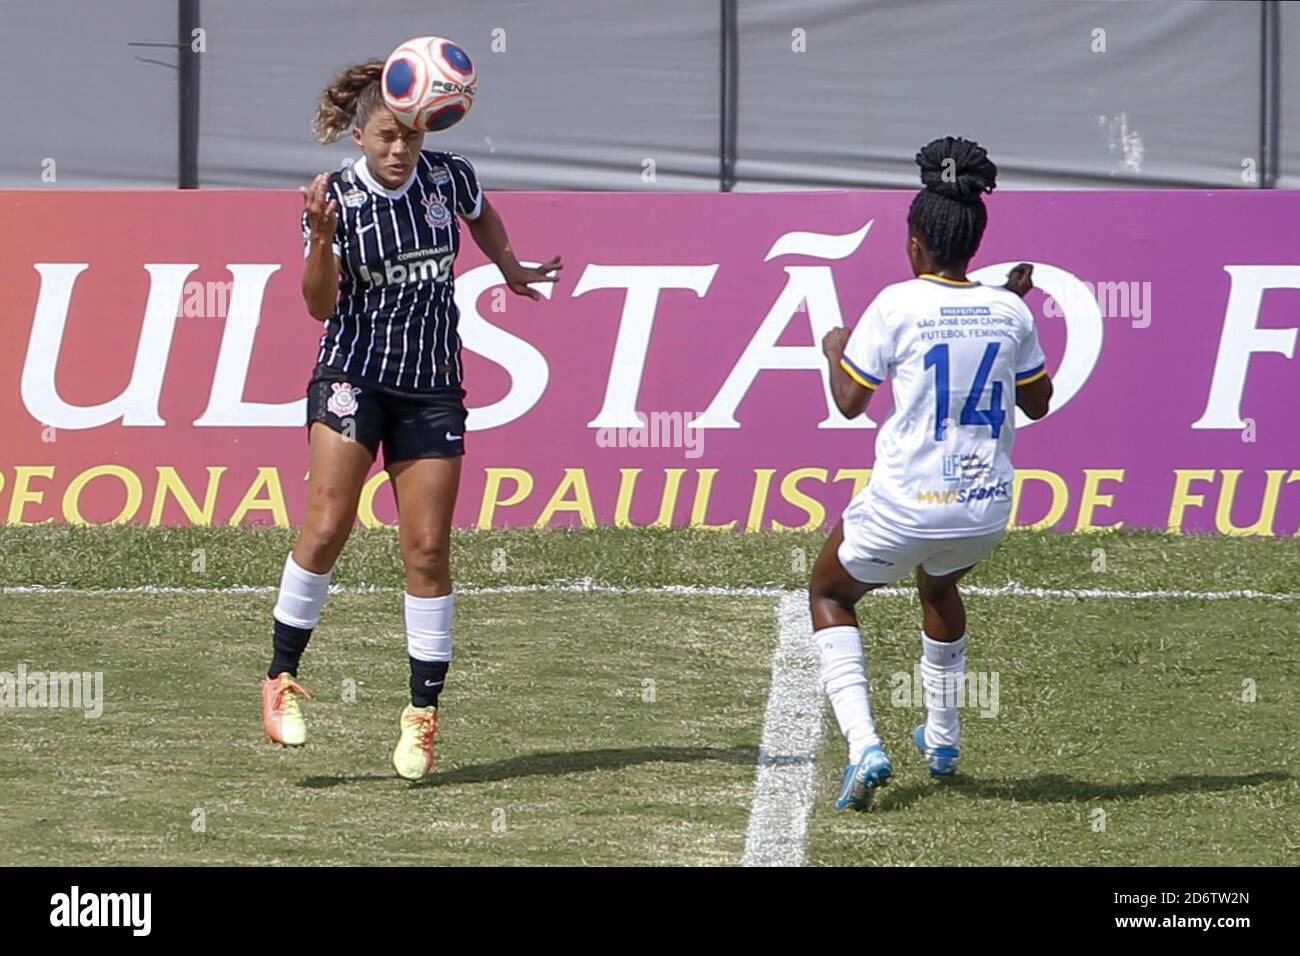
[[409, 657, 449, 708], [268, 618, 312, 679]]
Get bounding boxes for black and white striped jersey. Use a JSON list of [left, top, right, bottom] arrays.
[[300, 149, 483, 391]]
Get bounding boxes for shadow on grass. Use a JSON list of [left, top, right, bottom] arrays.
[[873, 770, 1291, 811], [297, 744, 761, 789]]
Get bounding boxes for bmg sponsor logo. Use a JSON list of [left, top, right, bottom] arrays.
[[357, 250, 454, 288]]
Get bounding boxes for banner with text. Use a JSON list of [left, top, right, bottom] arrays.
[[2, 190, 1298, 533]]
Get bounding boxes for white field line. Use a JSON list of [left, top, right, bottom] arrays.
[[741, 591, 823, 868], [3, 580, 1298, 601], [0, 581, 785, 597]]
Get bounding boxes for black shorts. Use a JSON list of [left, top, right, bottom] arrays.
[[305, 364, 467, 464]]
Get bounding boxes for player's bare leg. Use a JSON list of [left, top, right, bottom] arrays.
[[916, 564, 972, 640], [810, 521, 883, 629], [912, 564, 976, 775], [391, 455, 460, 597], [387, 455, 461, 779], [809, 522, 893, 809], [293, 422, 376, 573], [263, 422, 374, 746]]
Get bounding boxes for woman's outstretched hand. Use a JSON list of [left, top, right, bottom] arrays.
[[503, 255, 563, 300]]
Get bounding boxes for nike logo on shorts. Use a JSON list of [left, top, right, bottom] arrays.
[[445, 432, 462, 441]]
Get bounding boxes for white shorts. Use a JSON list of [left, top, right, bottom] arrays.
[[837, 497, 1008, 585]]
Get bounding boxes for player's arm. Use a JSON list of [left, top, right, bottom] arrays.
[[1004, 262, 1033, 298], [464, 196, 562, 301], [1016, 370, 1053, 420], [1004, 262, 1053, 419], [300, 172, 340, 322], [822, 327, 874, 419]]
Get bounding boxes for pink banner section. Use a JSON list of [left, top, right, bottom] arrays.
[[2, 190, 1298, 533]]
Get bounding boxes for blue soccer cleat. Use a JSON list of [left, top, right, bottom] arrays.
[[835, 743, 893, 811], [913, 724, 959, 777]]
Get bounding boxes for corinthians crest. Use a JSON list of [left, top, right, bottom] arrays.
[[422, 194, 451, 229], [326, 381, 361, 417]]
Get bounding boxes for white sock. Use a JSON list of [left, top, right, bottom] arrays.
[[921, 632, 966, 748], [814, 626, 880, 763], [406, 592, 454, 662], [272, 554, 332, 629]]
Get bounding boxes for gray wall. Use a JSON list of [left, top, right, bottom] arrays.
[[736, 0, 1266, 189], [0, 0, 178, 187], [0, 0, 1294, 190], [1280, 0, 1300, 187]]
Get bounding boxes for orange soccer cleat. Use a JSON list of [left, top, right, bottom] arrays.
[[262, 672, 311, 746], [392, 704, 439, 780]]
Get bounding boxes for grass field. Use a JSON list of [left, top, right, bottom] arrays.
[[1, 525, 1297, 866]]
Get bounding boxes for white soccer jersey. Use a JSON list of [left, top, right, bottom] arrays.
[[840, 274, 1047, 538]]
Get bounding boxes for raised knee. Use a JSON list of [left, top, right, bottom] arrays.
[[808, 562, 842, 600], [308, 513, 353, 544], [810, 586, 856, 620], [402, 534, 450, 575], [918, 583, 960, 606], [300, 512, 353, 559]]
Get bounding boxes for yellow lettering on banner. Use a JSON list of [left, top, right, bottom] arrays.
[[62, 465, 143, 525], [773, 468, 829, 531], [613, 468, 641, 528], [228, 467, 289, 527], [746, 469, 777, 532], [478, 468, 534, 529], [653, 469, 686, 528], [357, 471, 394, 529], [832, 468, 872, 499], [1215, 469, 1299, 536], [1075, 469, 1125, 532], [535, 468, 596, 529], [1166, 469, 1216, 533], [613, 468, 686, 528], [6, 467, 55, 525], [689, 469, 736, 530], [150, 466, 226, 526], [1010, 469, 1068, 530]]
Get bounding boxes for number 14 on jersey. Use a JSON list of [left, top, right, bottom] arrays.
[[923, 342, 1007, 442]]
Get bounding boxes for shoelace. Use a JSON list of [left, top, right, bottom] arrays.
[[405, 711, 437, 748], [274, 678, 310, 715]]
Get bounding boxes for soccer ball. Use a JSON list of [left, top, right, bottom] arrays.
[[381, 36, 477, 132]]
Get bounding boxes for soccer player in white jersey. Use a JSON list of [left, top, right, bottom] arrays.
[[813, 137, 1053, 810], [260, 57, 562, 780]]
